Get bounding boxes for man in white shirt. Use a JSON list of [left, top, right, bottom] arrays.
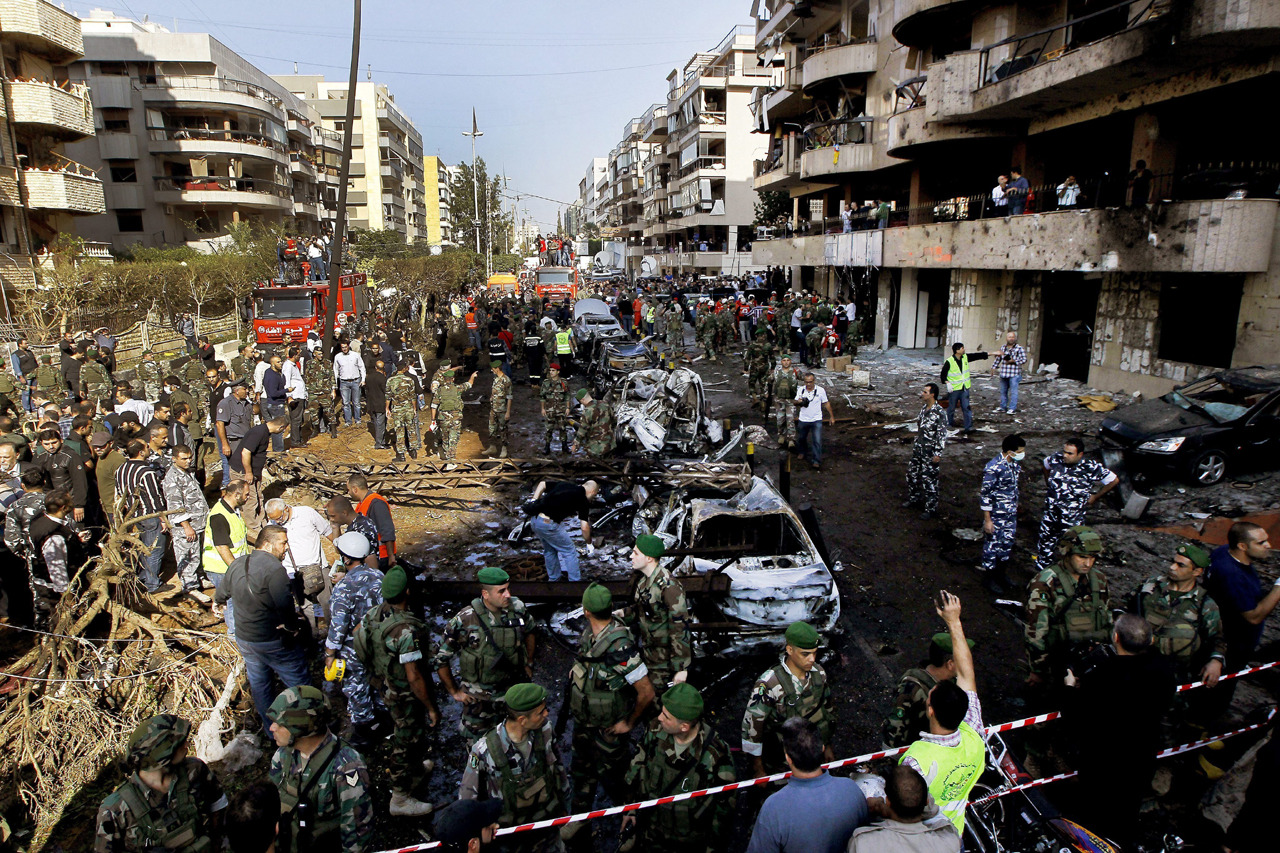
[[794, 373, 835, 471], [332, 340, 366, 426], [114, 384, 153, 425], [264, 498, 335, 636], [252, 351, 271, 400], [282, 349, 308, 449]]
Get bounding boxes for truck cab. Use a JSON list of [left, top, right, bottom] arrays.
[[534, 266, 578, 304], [252, 273, 369, 347]]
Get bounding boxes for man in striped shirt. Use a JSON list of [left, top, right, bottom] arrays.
[[115, 438, 169, 593]]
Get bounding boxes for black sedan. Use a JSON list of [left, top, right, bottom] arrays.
[[1098, 366, 1280, 486]]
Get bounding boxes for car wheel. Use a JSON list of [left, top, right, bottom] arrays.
[[1187, 448, 1228, 486]]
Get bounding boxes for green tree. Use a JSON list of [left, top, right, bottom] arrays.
[[448, 157, 512, 260], [754, 190, 790, 226]]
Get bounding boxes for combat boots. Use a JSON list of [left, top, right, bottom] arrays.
[[408, 448, 418, 459], [482, 444, 499, 456], [499, 445, 509, 458], [389, 791, 433, 817]]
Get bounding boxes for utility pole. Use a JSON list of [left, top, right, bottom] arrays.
[[323, 0, 360, 357], [462, 110, 482, 258]]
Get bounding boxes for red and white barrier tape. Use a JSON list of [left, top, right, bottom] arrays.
[[374, 661, 1278, 853]]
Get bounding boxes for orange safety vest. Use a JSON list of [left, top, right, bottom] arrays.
[[465, 312, 478, 330], [355, 492, 396, 561], [284, 238, 298, 258]]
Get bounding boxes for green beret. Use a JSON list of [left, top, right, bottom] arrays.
[[785, 621, 819, 650], [1177, 543, 1211, 569], [930, 632, 976, 654], [575, 389, 589, 401], [582, 581, 612, 614], [490, 359, 503, 368], [635, 534, 665, 559], [478, 566, 510, 585], [381, 565, 408, 599], [504, 682, 547, 714], [442, 368, 456, 377], [662, 682, 703, 722]]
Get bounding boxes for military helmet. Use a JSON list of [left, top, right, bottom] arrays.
[[126, 714, 191, 771], [267, 685, 331, 737], [1058, 525, 1103, 558]]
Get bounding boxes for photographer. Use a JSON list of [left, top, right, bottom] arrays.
[[794, 373, 835, 471]]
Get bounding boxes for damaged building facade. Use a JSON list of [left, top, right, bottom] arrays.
[[748, 0, 1280, 396]]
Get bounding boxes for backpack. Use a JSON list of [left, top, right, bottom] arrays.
[[352, 603, 416, 689]]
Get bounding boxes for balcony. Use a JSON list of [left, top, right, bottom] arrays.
[[640, 103, 668, 143], [380, 161, 404, 183], [286, 118, 312, 139], [6, 80, 94, 138], [891, 0, 976, 48], [378, 133, 410, 161], [139, 75, 284, 115], [153, 175, 293, 210], [0, 0, 84, 61], [885, 105, 1014, 157], [148, 127, 290, 164], [289, 152, 316, 176], [22, 167, 105, 214], [376, 98, 412, 131], [316, 127, 342, 152], [677, 155, 727, 180], [801, 39, 878, 89], [800, 142, 875, 180], [0, 166, 22, 207], [754, 134, 803, 190], [98, 132, 138, 160], [294, 202, 320, 220], [753, 230, 884, 268]]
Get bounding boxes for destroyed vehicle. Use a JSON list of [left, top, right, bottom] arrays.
[[571, 298, 625, 345], [655, 477, 840, 638], [1099, 366, 1280, 486], [586, 336, 658, 395], [613, 366, 725, 454]]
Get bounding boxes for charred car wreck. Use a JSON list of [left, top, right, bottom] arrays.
[[612, 366, 726, 455]]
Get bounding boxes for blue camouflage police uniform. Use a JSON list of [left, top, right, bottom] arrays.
[[325, 565, 385, 725], [980, 454, 1021, 573], [1037, 452, 1117, 564]]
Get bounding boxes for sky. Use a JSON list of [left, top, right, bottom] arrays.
[[82, 0, 752, 234]]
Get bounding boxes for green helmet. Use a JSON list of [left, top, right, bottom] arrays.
[[126, 714, 191, 771], [267, 685, 331, 738], [1058, 525, 1103, 557]]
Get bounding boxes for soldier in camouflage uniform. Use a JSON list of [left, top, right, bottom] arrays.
[[715, 306, 734, 356], [1037, 440, 1119, 565], [135, 350, 164, 402], [435, 566, 535, 742], [228, 344, 253, 384], [386, 360, 421, 461], [695, 310, 718, 363], [266, 687, 374, 849], [539, 364, 571, 454], [741, 621, 834, 776], [305, 353, 337, 438], [324, 532, 385, 737], [182, 356, 207, 401], [769, 356, 801, 448], [430, 367, 474, 461], [35, 354, 61, 404], [1025, 525, 1113, 687], [665, 305, 685, 357], [354, 566, 439, 815], [1132, 542, 1226, 685], [881, 632, 973, 748], [803, 324, 826, 369], [979, 434, 1025, 581], [617, 535, 691, 690], [571, 389, 615, 460], [563, 583, 656, 845], [484, 359, 513, 458], [460, 683, 566, 853], [744, 338, 775, 410], [95, 715, 227, 853], [905, 383, 947, 518], [81, 346, 113, 403], [622, 683, 735, 853]]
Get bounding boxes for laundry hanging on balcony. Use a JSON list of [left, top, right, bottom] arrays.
[[189, 157, 209, 178]]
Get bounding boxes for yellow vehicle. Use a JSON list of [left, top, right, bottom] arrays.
[[486, 273, 520, 296]]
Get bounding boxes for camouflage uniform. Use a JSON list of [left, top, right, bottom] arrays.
[[575, 398, 615, 460], [1025, 562, 1113, 681], [4, 490, 45, 559], [95, 715, 227, 853], [82, 358, 112, 402], [741, 657, 834, 772], [881, 668, 939, 748], [135, 357, 163, 402], [695, 312, 717, 362], [979, 454, 1020, 573], [385, 372, 420, 456], [460, 719, 566, 853], [804, 326, 825, 367], [433, 375, 465, 460], [769, 364, 800, 445], [488, 371, 513, 451], [539, 377, 571, 451], [665, 311, 684, 355], [624, 721, 736, 853], [305, 357, 336, 435], [567, 618, 648, 813], [906, 403, 948, 514], [433, 597, 534, 739], [1133, 576, 1227, 681], [229, 355, 250, 383], [325, 565, 385, 725], [619, 567, 692, 690], [359, 601, 434, 795], [714, 309, 733, 355], [1037, 452, 1117, 565], [182, 358, 207, 395], [270, 728, 372, 853], [35, 358, 61, 402], [744, 341, 773, 408]]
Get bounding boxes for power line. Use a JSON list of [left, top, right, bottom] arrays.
[[242, 52, 682, 79]]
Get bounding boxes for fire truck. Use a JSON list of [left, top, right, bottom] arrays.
[[534, 266, 578, 303], [252, 273, 370, 347]]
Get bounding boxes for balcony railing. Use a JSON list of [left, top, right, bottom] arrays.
[[803, 116, 875, 151], [678, 155, 727, 178], [6, 79, 94, 137], [139, 75, 284, 109], [0, 0, 84, 58], [154, 175, 292, 199], [148, 126, 288, 154]]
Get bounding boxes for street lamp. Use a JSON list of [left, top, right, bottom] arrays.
[[462, 111, 483, 257]]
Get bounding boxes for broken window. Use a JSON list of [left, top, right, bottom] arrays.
[[1157, 274, 1241, 369], [691, 513, 808, 558]]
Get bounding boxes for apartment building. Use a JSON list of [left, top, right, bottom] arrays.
[[274, 75, 428, 242], [423, 154, 453, 246], [577, 156, 608, 230], [0, 0, 106, 301], [749, 0, 1280, 395]]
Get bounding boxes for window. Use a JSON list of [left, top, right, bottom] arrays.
[[1157, 275, 1242, 368], [98, 61, 129, 76], [101, 109, 130, 132], [116, 211, 144, 232], [109, 165, 137, 183]]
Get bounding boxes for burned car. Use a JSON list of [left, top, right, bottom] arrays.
[[585, 336, 658, 395], [1099, 366, 1280, 486], [613, 366, 725, 454], [571, 297, 625, 346]]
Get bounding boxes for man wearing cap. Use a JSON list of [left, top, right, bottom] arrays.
[[483, 360, 513, 458], [355, 565, 439, 816], [1025, 525, 1113, 688], [622, 682, 735, 852], [882, 630, 975, 749], [1132, 542, 1226, 687], [434, 799, 502, 853], [81, 346, 113, 403], [1036, 439, 1118, 566], [528, 479, 600, 583], [95, 714, 228, 853], [742, 621, 834, 777], [538, 364, 571, 454], [386, 359, 422, 461], [324, 531, 385, 743], [564, 582, 655, 843], [266, 686, 373, 853], [617, 534, 691, 690], [461, 682, 567, 852], [435, 566, 536, 741], [571, 389, 615, 461], [431, 366, 475, 461]]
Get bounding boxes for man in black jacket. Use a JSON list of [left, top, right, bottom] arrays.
[[366, 359, 389, 449], [34, 429, 89, 525], [215, 524, 311, 732]]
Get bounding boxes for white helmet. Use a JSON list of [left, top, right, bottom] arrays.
[[335, 531, 371, 560]]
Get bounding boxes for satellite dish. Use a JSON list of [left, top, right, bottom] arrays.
[[429, 244, 443, 255], [641, 255, 659, 276], [593, 251, 611, 269]]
